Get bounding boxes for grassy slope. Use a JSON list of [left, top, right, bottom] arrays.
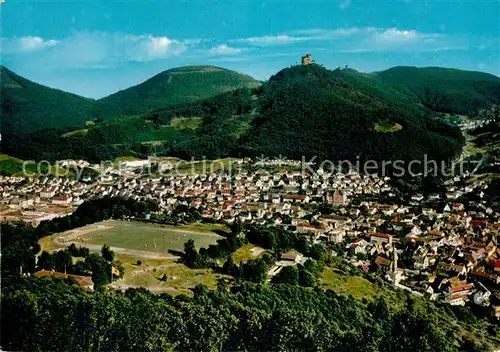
[[320, 267, 389, 301], [112, 254, 230, 294], [232, 244, 267, 263], [73, 117, 188, 145]]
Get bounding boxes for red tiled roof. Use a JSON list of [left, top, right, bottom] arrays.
[[375, 256, 392, 266], [427, 230, 444, 237], [450, 283, 473, 294], [280, 253, 298, 261], [470, 271, 498, 281], [283, 194, 307, 200], [34, 270, 93, 287], [470, 220, 488, 227], [488, 258, 500, 268], [52, 196, 69, 201]]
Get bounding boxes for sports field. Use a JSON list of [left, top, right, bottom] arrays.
[[52, 220, 228, 257]]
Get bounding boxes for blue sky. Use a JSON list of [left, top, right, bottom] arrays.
[[1, 0, 499, 98]]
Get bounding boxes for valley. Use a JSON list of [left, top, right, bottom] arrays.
[[3, 0, 500, 350]]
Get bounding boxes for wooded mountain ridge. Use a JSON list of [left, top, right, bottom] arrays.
[[2, 63, 499, 164]]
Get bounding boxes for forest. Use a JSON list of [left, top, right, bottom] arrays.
[[2, 275, 457, 352]]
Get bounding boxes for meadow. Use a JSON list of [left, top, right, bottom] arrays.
[[111, 254, 231, 294]]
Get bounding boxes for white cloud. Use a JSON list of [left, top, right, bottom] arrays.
[[231, 34, 304, 46], [2, 36, 59, 53], [230, 27, 378, 46], [1, 32, 194, 67], [124, 34, 188, 61], [148, 36, 173, 55], [360, 28, 449, 52], [231, 27, 456, 54], [208, 44, 244, 55], [19, 36, 58, 51], [1, 27, 467, 71], [374, 28, 420, 42], [339, 0, 351, 10]]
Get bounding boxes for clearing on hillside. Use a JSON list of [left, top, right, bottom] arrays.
[[110, 254, 232, 294], [232, 244, 266, 263], [374, 121, 403, 133]]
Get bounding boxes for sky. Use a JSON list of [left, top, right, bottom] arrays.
[[1, 0, 499, 99]]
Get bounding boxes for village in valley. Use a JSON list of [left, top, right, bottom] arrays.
[[0, 155, 499, 319], [3, 0, 500, 349]]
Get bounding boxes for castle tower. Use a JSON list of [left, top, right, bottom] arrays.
[[301, 54, 313, 65]]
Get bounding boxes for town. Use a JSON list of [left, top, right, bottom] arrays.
[[1, 156, 499, 320]]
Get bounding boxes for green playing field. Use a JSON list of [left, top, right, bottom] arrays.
[[68, 220, 227, 254]]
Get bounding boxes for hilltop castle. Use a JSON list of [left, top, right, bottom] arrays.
[[301, 54, 314, 65]]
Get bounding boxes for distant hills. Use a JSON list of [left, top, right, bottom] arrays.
[[0, 65, 259, 135], [148, 64, 465, 163], [373, 66, 500, 114], [2, 63, 499, 165], [96, 66, 260, 119]]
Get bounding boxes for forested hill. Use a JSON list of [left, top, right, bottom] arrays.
[[148, 64, 465, 164], [2, 63, 498, 138], [95, 66, 260, 119], [373, 66, 500, 114], [3, 64, 467, 164], [242, 65, 465, 162], [0, 65, 259, 136], [5, 64, 500, 164], [0, 66, 95, 134]]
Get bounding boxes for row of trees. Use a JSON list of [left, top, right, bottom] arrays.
[[37, 196, 158, 235], [180, 221, 328, 287], [181, 231, 245, 269], [272, 258, 323, 287], [245, 224, 325, 260]]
